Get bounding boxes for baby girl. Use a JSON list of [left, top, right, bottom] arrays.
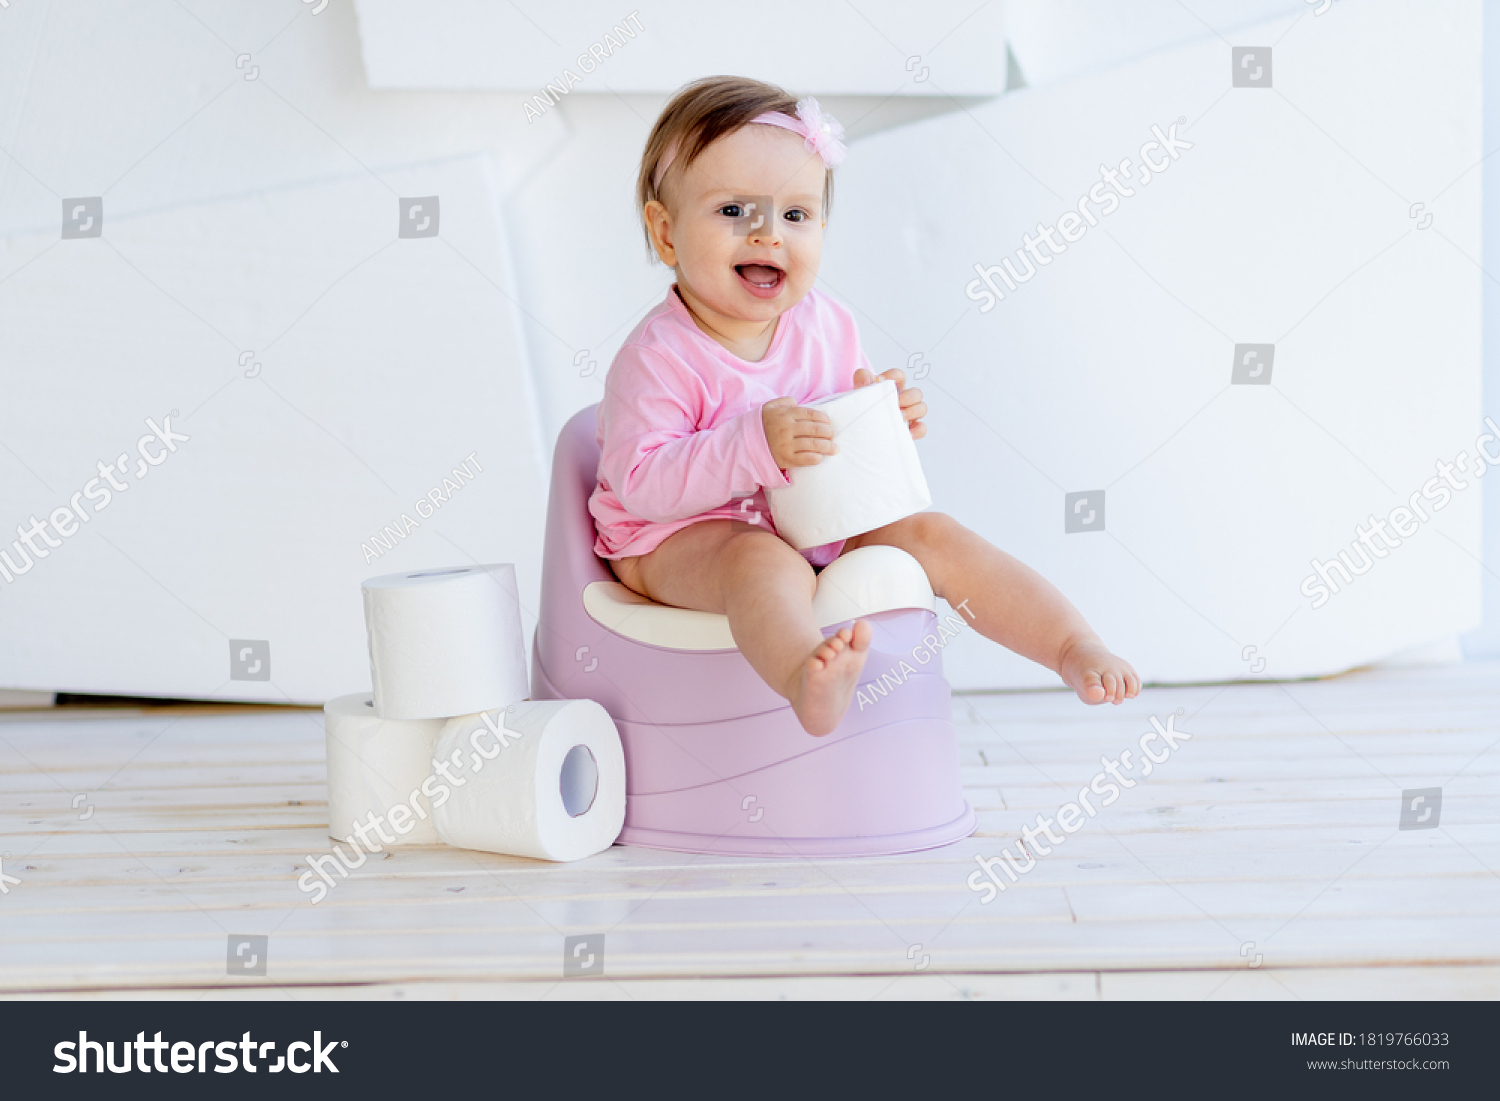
[[590, 76, 1139, 736]]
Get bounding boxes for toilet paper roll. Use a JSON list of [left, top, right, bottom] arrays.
[[362, 563, 529, 721], [324, 692, 444, 845], [431, 699, 626, 861], [766, 380, 932, 549]]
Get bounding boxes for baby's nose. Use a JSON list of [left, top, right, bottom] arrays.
[[747, 219, 781, 244]]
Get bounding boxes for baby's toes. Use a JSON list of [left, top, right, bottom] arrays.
[[1101, 672, 1119, 704], [1078, 669, 1106, 703], [813, 637, 844, 666]]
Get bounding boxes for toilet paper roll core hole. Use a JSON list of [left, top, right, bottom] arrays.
[[559, 744, 598, 818], [405, 567, 473, 579]]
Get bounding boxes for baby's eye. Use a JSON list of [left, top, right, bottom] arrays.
[[783, 208, 809, 224], [718, 203, 745, 219]]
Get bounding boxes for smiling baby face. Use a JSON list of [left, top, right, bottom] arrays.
[[645, 123, 827, 335]]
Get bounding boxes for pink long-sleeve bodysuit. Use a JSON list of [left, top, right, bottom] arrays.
[[589, 284, 873, 568]]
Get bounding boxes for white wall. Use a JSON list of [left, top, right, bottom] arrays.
[[826, 1, 1484, 687], [0, 0, 1485, 700], [0, 1, 552, 702], [1464, 0, 1500, 659]]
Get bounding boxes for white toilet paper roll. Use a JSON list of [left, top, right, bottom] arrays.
[[362, 563, 529, 721], [766, 380, 932, 549], [324, 692, 444, 846], [431, 699, 626, 862]]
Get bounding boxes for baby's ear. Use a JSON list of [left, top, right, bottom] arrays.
[[642, 199, 676, 266]]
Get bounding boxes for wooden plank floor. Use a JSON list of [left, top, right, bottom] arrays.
[[1, 663, 1497, 999]]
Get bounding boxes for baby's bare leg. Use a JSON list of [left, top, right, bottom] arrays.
[[845, 512, 1140, 705], [613, 521, 871, 734]]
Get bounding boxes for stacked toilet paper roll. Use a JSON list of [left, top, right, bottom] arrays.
[[362, 564, 529, 720], [432, 700, 626, 862], [766, 380, 931, 549], [326, 562, 626, 863], [324, 693, 444, 845]]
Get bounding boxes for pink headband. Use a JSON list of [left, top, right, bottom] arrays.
[[651, 96, 847, 193]]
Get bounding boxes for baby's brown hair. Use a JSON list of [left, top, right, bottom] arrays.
[[636, 75, 835, 253]]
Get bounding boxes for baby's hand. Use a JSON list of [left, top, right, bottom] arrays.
[[854, 367, 927, 439], [762, 397, 836, 469]]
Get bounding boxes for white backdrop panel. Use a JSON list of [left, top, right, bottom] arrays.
[[0, 156, 546, 702], [353, 0, 1009, 95], [1003, 0, 1307, 89], [1, 0, 556, 702], [0, 0, 547, 236]]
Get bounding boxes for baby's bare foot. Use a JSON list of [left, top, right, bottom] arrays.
[[1060, 639, 1140, 706], [788, 620, 873, 736]]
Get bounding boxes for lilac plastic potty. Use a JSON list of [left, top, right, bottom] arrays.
[[532, 405, 975, 857]]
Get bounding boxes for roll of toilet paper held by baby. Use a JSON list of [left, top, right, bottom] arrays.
[[325, 563, 625, 862], [767, 379, 932, 549]]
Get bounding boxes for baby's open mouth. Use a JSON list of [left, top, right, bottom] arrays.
[[735, 262, 786, 297]]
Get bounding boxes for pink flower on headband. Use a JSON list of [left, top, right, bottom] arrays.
[[751, 97, 848, 169], [792, 97, 848, 168]]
